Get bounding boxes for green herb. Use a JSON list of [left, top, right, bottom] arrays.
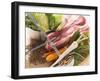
[[46, 13, 55, 30], [67, 30, 80, 46], [25, 12, 63, 32], [73, 33, 89, 65], [25, 15, 39, 31], [31, 13, 49, 32], [52, 14, 62, 30]]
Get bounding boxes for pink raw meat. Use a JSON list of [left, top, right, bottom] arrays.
[[45, 15, 89, 50]]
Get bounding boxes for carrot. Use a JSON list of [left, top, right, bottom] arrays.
[[46, 53, 58, 62], [44, 48, 66, 62]]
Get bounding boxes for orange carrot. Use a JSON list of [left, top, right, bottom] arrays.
[[45, 47, 66, 62]]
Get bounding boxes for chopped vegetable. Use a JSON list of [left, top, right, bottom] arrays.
[[43, 48, 66, 62], [46, 53, 58, 62]]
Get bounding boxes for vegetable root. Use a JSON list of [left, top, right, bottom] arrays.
[[46, 54, 58, 62], [43, 48, 66, 62], [50, 41, 78, 67]]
